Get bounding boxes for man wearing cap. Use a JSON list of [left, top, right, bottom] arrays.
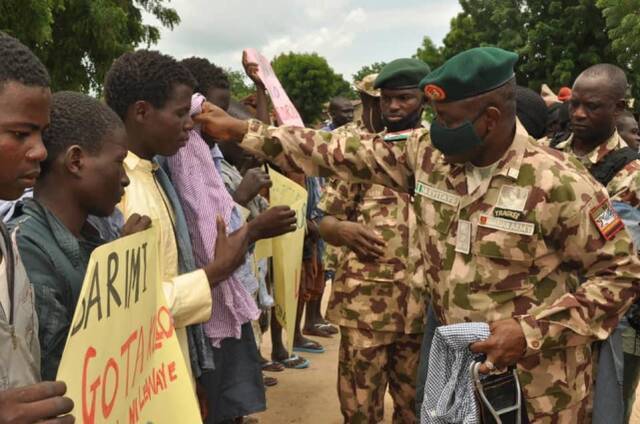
[[195, 47, 640, 422], [316, 59, 430, 423]]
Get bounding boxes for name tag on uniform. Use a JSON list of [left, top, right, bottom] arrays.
[[478, 214, 535, 236], [455, 220, 472, 254], [415, 181, 460, 207]]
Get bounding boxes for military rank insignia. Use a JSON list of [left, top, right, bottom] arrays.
[[424, 84, 446, 101], [590, 199, 624, 241]]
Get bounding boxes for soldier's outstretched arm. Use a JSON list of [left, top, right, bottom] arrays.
[[195, 103, 419, 192], [517, 186, 640, 355]]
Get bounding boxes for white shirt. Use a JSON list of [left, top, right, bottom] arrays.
[[0, 256, 8, 318]]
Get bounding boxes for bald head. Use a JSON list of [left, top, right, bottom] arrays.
[[570, 64, 628, 146], [575, 64, 627, 100], [328, 96, 354, 128]]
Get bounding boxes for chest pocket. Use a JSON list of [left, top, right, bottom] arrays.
[[472, 224, 537, 294], [358, 185, 400, 224]]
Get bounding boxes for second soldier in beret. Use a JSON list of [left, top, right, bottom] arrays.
[[317, 58, 431, 422]]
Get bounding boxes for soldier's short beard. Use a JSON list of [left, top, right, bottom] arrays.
[[382, 107, 423, 132]]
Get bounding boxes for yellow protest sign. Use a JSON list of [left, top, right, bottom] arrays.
[[268, 167, 307, 353], [56, 226, 201, 424]]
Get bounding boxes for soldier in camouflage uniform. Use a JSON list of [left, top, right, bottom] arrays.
[[547, 63, 640, 422], [317, 60, 430, 423], [196, 47, 640, 423], [547, 64, 640, 207]]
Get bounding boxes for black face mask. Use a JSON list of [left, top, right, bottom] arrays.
[[383, 107, 423, 132], [430, 110, 486, 156]]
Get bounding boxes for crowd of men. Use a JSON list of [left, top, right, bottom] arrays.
[[1, 28, 640, 424]]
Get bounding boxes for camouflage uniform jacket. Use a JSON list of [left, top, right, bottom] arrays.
[[239, 119, 640, 418], [321, 121, 362, 273], [318, 141, 426, 334], [550, 130, 640, 207]]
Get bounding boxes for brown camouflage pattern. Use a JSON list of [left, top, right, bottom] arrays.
[[338, 326, 421, 424], [238, 118, 640, 421], [551, 131, 640, 207], [319, 175, 427, 334]]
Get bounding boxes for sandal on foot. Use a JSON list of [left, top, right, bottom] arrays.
[[293, 340, 325, 354], [302, 324, 333, 338], [263, 375, 278, 387], [262, 361, 285, 372], [276, 355, 310, 369]]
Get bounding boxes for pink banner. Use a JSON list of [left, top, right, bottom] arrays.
[[244, 48, 305, 127]]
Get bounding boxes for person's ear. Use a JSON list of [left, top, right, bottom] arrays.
[[132, 100, 153, 125], [485, 106, 502, 133], [614, 99, 626, 117], [64, 145, 85, 177]]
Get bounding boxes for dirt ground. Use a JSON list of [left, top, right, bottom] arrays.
[[253, 282, 640, 423], [255, 282, 394, 424]]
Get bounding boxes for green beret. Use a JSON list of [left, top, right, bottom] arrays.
[[419, 47, 518, 102], [374, 58, 431, 89]]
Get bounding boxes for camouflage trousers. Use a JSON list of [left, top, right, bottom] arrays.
[[338, 326, 422, 424], [528, 395, 591, 423]]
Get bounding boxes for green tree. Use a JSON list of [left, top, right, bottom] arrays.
[[520, 0, 616, 90], [598, 0, 640, 109], [441, 0, 526, 60], [438, 0, 618, 92], [271, 52, 353, 124], [0, 0, 180, 92], [226, 68, 254, 100], [414, 36, 444, 69], [352, 61, 386, 83]]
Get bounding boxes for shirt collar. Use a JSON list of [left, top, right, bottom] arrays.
[[559, 130, 627, 165], [447, 119, 528, 187], [210, 144, 224, 160], [124, 150, 159, 173], [23, 199, 103, 268]]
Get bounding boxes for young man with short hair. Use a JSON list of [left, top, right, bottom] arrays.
[[104, 50, 249, 385], [10, 91, 140, 380], [0, 31, 74, 423]]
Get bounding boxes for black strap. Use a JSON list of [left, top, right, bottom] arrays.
[[548, 129, 572, 148], [0, 222, 15, 325], [589, 147, 640, 187]]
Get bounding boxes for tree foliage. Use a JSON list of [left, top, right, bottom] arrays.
[[434, 0, 624, 97], [271, 52, 354, 124], [0, 0, 180, 92], [226, 68, 254, 100], [414, 36, 444, 70], [352, 61, 386, 84], [598, 0, 640, 107]]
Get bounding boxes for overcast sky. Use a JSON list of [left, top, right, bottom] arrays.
[[144, 0, 462, 81]]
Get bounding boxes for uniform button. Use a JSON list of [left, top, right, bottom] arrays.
[[532, 341, 540, 349]]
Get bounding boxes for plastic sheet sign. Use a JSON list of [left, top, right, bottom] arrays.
[[57, 226, 201, 424], [243, 48, 305, 127], [266, 167, 307, 353]]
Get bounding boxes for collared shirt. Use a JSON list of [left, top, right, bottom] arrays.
[[0, 222, 40, 389], [165, 93, 259, 348], [10, 198, 106, 380], [119, 150, 212, 379], [422, 322, 490, 424], [238, 118, 640, 418], [552, 130, 640, 207], [0, 257, 7, 316]]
